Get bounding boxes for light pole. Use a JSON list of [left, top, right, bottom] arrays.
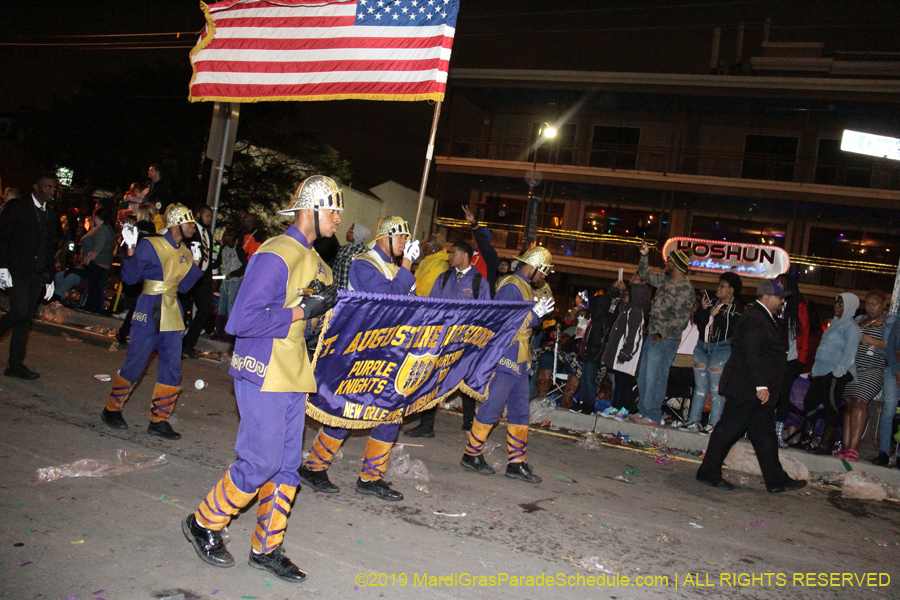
[[522, 122, 557, 251]]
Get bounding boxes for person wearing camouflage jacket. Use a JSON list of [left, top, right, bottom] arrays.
[[630, 243, 696, 425]]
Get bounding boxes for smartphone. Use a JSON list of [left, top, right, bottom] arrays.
[[703, 290, 711, 303]]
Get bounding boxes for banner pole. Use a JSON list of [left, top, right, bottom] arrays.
[[412, 100, 442, 241]]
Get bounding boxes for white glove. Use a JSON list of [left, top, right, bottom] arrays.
[[121, 223, 139, 249], [44, 282, 55, 301], [0, 268, 12, 289], [191, 241, 202, 262], [403, 239, 420, 263], [533, 296, 555, 318]]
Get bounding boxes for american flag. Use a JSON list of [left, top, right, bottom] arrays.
[[189, 0, 460, 103]]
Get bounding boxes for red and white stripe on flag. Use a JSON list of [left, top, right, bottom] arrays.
[[189, 0, 459, 103]]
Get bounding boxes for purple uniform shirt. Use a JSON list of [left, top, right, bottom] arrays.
[[121, 230, 203, 333], [227, 225, 309, 385], [429, 267, 490, 301], [348, 246, 416, 295]]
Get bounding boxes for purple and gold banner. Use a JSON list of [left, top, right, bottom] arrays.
[[308, 291, 534, 429]]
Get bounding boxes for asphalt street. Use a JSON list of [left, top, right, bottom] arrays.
[[1, 327, 899, 600]]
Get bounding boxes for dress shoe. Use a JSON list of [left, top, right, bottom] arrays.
[[101, 409, 128, 430], [148, 421, 182, 440], [505, 462, 542, 483], [767, 478, 807, 493], [300, 466, 339, 493], [460, 453, 495, 475], [4, 365, 39, 380], [248, 546, 307, 582], [182, 514, 234, 567], [404, 424, 435, 438], [461, 422, 472, 431], [696, 474, 735, 490], [355, 478, 403, 501]]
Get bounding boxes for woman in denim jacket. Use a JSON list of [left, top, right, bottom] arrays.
[[794, 293, 861, 454]]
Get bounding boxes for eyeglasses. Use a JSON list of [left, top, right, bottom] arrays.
[[716, 283, 731, 288]]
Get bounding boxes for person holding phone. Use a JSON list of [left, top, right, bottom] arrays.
[[680, 273, 743, 434], [629, 241, 695, 426]]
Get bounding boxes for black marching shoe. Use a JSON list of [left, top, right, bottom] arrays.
[[767, 478, 807, 494], [505, 462, 542, 483], [101, 409, 128, 430], [182, 514, 234, 567], [249, 546, 307, 583], [460, 453, 495, 475], [355, 478, 403, 501], [404, 424, 435, 438], [300, 466, 339, 494], [148, 420, 182, 440], [696, 474, 735, 490], [4, 365, 40, 380], [872, 452, 890, 466]]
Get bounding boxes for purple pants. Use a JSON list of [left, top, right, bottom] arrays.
[[476, 370, 530, 426], [119, 329, 182, 386], [228, 378, 306, 493]]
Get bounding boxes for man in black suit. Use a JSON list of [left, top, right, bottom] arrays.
[[0, 172, 60, 379], [696, 277, 807, 494]]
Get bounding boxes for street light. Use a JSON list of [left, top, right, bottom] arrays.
[[522, 122, 557, 251]]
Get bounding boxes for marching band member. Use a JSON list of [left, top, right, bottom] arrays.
[[460, 246, 555, 483], [100, 203, 203, 440], [182, 176, 341, 582], [301, 215, 418, 502]]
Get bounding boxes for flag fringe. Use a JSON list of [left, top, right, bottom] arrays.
[[189, 93, 445, 104]]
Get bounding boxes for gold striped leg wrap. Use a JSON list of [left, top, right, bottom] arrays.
[[464, 419, 494, 457], [358, 437, 393, 482], [104, 374, 133, 412], [149, 382, 181, 423], [305, 430, 345, 472], [507, 424, 529, 463], [195, 469, 257, 531], [251, 482, 297, 554]]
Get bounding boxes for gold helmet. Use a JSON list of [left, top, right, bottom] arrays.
[[514, 246, 553, 275], [373, 215, 410, 240], [164, 203, 195, 228], [278, 175, 344, 216]]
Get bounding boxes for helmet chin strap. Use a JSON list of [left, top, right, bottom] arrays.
[[388, 234, 394, 258], [313, 208, 321, 239]]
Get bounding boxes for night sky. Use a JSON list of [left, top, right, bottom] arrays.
[[3, 0, 899, 190]]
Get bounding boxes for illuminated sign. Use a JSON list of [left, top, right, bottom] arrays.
[[662, 237, 790, 278], [841, 130, 900, 161]]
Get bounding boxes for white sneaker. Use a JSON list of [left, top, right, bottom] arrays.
[[599, 407, 619, 419], [698, 424, 714, 435], [613, 408, 630, 421], [681, 421, 700, 432]]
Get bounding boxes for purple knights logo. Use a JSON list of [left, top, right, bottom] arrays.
[[317, 262, 327, 277], [179, 255, 190, 264]]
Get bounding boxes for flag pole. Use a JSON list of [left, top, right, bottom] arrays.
[[411, 100, 442, 241]]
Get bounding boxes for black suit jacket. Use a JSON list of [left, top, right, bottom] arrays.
[[0, 195, 59, 282], [719, 301, 788, 403]]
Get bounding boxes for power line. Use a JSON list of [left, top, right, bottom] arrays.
[[458, 0, 795, 20]]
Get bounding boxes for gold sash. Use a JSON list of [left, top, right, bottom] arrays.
[[351, 250, 399, 286], [499, 274, 540, 364], [145, 237, 193, 332], [256, 235, 333, 393]]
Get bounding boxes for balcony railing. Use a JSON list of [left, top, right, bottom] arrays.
[[442, 137, 900, 191], [436, 218, 898, 290]]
